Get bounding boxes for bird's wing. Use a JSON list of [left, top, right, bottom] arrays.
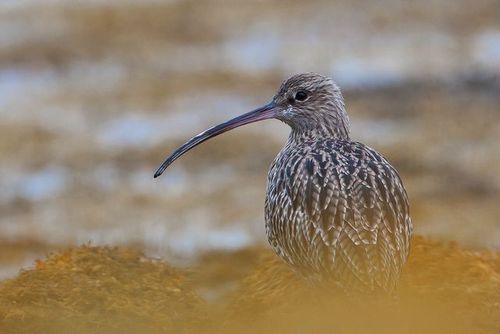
[[287, 141, 411, 292]]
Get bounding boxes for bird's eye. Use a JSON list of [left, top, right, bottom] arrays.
[[295, 91, 308, 101]]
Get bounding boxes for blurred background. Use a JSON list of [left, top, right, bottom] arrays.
[[0, 0, 499, 280]]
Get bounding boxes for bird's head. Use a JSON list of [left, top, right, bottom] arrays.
[[272, 72, 350, 139], [154, 73, 350, 178]]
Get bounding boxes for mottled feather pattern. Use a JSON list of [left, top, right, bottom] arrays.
[[265, 139, 412, 293], [155, 72, 412, 295]]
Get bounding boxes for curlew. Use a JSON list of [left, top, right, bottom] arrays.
[[154, 73, 412, 294]]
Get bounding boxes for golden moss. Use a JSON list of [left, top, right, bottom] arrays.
[[0, 246, 205, 334], [0, 236, 498, 333], [225, 236, 500, 334]]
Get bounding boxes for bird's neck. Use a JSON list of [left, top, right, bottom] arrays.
[[288, 118, 350, 145]]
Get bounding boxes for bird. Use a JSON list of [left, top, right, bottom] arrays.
[[154, 73, 412, 294]]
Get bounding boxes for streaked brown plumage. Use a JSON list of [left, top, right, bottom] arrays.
[[154, 73, 412, 294]]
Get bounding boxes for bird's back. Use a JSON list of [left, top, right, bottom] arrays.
[[265, 139, 412, 293]]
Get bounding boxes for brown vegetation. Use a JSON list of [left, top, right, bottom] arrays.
[[227, 236, 500, 333], [0, 236, 498, 333], [0, 246, 205, 334]]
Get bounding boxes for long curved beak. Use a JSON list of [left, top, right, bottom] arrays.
[[153, 101, 278, 178]]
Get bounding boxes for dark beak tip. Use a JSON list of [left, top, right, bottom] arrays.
[[153, 168, 164, 178]]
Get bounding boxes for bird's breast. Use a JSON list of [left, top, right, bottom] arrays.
[[264, 142, 325, 268], [263, 139, 411, 288]]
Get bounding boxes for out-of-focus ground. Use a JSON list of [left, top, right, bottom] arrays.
[[0, 237, 499, 333], [0, 0, 499, 293]]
